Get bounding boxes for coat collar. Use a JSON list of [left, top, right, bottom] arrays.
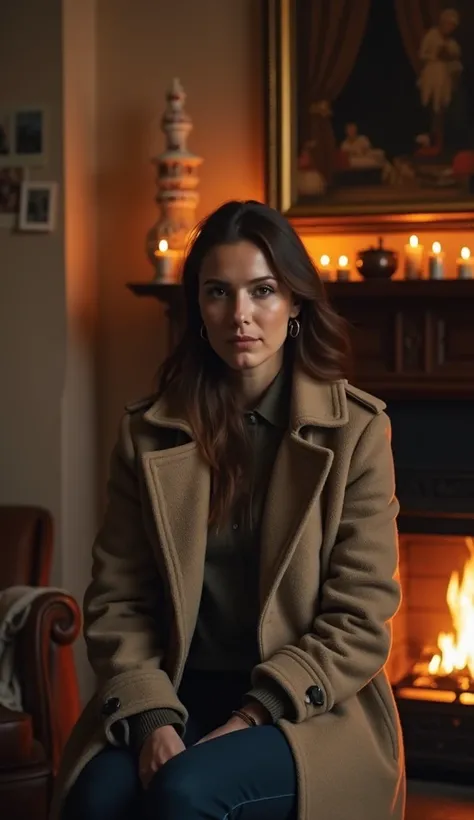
[[143, 368, 349, 435], [290, 369, 349, 431]]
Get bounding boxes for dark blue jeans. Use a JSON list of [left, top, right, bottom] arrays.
[[61, 670, 297, 820]]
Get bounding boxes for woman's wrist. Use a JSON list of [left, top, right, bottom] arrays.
[[127, 708, 185, 752], [233, 700, 271, 727]]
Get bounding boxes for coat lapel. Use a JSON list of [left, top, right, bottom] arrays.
[[258, 433, 333, 611], [259, 372, 349, 614], [141, 400, 211, 680]]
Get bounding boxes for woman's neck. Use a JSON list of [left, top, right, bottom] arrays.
[[232, 353, 284, 409]]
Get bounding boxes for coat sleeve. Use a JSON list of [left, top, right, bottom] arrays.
[[250, 411, 401, 723], [83, 413, 187, 743]]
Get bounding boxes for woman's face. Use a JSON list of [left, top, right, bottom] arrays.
[[198, 240, 299, 374]]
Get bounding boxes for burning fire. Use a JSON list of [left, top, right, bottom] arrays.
[[428, 537, 474, 680]]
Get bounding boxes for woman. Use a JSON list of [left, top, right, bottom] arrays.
[[52, 200, 405, 820]]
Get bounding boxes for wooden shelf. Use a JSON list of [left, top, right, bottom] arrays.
[[127, 281, 183, 302], [326, 279, 474, 299]]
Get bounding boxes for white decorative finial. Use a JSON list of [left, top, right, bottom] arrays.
[[146, 79, 203, 274]]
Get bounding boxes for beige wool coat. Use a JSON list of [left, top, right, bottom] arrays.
[[51, 369, 405, 820]]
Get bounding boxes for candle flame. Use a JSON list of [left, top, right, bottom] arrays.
[[320, 254, 331, 266], [409, 235, 419, 248], [461, 246, 471, 261], [158, 239, 168, 253], [432, 241, 442, 254], [338, 255, 349, 267]]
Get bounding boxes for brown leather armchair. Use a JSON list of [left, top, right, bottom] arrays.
[[0, 506, 82, 820]]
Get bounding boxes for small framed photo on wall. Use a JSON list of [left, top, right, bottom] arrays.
[[15, 109, 46, 161], [0, 106, 47, 167], [19, 180, 57, 232]]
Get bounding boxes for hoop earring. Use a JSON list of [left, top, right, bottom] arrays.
[[200, 324, 208, 341], [289, 318, 300, 339]]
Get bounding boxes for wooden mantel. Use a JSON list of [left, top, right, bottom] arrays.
[[127, 279, 474, 398]]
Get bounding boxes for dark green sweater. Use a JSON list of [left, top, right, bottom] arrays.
[[128, 370, 292, 750]]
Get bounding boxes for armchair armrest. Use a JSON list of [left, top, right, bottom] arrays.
[[15, 591, 82, 774]]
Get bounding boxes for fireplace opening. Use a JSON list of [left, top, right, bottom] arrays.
[[381, 397, 474, 779], [395, 533, 474, 705], [388, 515, 474, 777]]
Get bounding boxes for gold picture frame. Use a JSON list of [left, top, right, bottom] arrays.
[[265, 0, 474, 234]]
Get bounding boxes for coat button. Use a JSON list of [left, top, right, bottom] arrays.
[[305, 685, 324, 707], [101, 696, 121, 716]]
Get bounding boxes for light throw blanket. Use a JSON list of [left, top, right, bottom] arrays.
[[0, 585, 65, 711]]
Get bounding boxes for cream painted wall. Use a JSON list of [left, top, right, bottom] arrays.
[[61, 0, 98, 698], [0, 0, 66, 583], [0, 0, 99, 699]]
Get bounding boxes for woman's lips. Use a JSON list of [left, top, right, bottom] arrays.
[[228, 336, 260, 348]]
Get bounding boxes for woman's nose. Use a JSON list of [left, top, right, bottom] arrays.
[[231, 292, 251, 325]]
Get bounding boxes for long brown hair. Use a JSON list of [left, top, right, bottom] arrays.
[[158, 200, 351, 528]]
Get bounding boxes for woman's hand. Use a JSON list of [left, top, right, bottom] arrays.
[[138, 724, 186, 788]]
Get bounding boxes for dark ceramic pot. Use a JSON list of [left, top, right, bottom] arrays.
[[356, 237, 398, 279]]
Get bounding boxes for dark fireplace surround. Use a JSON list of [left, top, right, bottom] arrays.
[[389, 399, 474, 521]]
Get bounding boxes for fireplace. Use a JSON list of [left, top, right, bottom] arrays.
[[390, 520, 474, 776], [385, 398, 474, 779]]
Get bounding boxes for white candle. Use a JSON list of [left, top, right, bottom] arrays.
[[318, 254, 332, 282], [428, 241, 445, 280], [336, 255, 350, 281], [404, 234, 424, 280], [153, 239, 181, 283], [457, 246, 473, 279]]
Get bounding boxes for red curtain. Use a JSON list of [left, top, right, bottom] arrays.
[[298, 0, 371, 181]]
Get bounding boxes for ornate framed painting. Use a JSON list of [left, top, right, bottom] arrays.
[[265, 0, 474, 233]]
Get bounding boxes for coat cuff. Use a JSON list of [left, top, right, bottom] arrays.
[[97, 669, 188, 745], [251, 647, 329, 723], [243, 687, 289, 723], [127, 708, 185, 751]]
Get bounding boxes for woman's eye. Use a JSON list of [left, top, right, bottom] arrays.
[[254, 285, 275, 297], [205, 284, 275, 299], [207, 286, 227, 298]]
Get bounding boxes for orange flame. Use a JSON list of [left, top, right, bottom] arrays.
[[428, 537, 474, 679]]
